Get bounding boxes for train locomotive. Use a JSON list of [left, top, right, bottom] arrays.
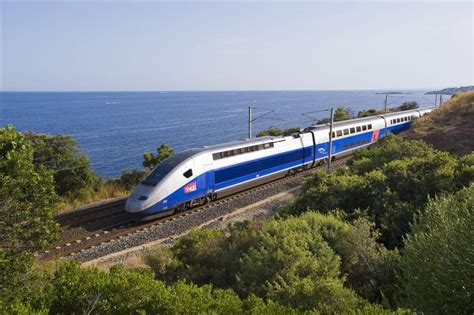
[[126, 107, 434, 218]]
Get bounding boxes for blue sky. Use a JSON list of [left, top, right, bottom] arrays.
[[1, 1, 472, 91]]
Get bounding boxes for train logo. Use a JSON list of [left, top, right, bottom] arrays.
[[318, 147, 326, 154], [184, 182, 197, 193], [371, 130, 380, 143]]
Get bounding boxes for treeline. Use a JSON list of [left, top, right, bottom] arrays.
[[256, 102, 419, 136]]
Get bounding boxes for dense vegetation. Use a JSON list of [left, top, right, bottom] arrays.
[[398, 185, 473, 314], [282, 134, 472, 248], [0, 125, 60, 305], [145, 213, 398, 312], [1, 94, 472, 314]]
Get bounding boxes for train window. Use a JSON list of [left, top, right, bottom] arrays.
[[139, 196, 148, 201], [183, 169, 193, 178], [343, 129, 349, 135], [336, 130, 342, 137], [332, 131, 336, 138], [213, 142, 274, 161], [362, 125, 367, 131], [368, 124, 372, 130], [397, 118, 401, 123], [350, 127, 355, 134], [356, 126, 361, 132]]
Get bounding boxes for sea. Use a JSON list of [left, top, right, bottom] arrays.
[[1, 90, 437, 178]]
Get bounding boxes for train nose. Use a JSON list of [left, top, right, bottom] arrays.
[[125, 198, 147, 213]]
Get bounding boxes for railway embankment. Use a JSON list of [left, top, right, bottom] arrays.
[[405, 90, 474, 155]]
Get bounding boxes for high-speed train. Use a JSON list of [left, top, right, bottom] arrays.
[[126, 107, 435, 218]]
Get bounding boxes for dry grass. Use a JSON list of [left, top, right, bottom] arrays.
[[125, 255, 147, 269], [405, 91, 474, 156], [58, 181, 129, 212]]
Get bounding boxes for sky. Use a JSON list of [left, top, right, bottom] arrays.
[[1, 1, 473, 91]]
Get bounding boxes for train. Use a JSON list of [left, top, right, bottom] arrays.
[[126, 107, 435, 218]]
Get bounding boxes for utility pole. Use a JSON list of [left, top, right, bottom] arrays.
[[439, 94, 443, 106], [434, 94, 438, 107], [248, 106, 253, 139], [384, 94, 388, 113], [327, 107, 334, 173]]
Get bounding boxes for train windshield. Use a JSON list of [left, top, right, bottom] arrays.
[[142, 150, 197, 185]]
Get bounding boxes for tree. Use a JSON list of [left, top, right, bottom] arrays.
[[334, 107, 351, 121], [0, 125, 59, 303], [257, 127, 300, 137], [143, 143, 174, 169], [24, 132, 99, 198], [317, 107, 350, 124], [396, 102, 418, 111], [357, 109, 379, 118], [256, 127, 283, 137], [398, 185, 474, 314], [111, 169, 146, 190]]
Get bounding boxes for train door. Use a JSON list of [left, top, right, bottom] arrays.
[[203, 163, 214, 194]]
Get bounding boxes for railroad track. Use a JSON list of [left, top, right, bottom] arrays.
[[55, 198, 127, 228], [39, 157, 350, 261]]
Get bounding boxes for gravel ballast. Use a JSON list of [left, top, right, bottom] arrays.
[[72, 175, 305, 263]]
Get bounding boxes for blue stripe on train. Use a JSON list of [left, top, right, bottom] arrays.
[[145, 120, 413, 213], [213, 146, 312, 190]]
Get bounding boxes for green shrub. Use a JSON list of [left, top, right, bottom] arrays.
[[143, 143, 174, 169], [398, 185, 474, 314], [111, 169, 145, 191], [256, 127, 300, 137]]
